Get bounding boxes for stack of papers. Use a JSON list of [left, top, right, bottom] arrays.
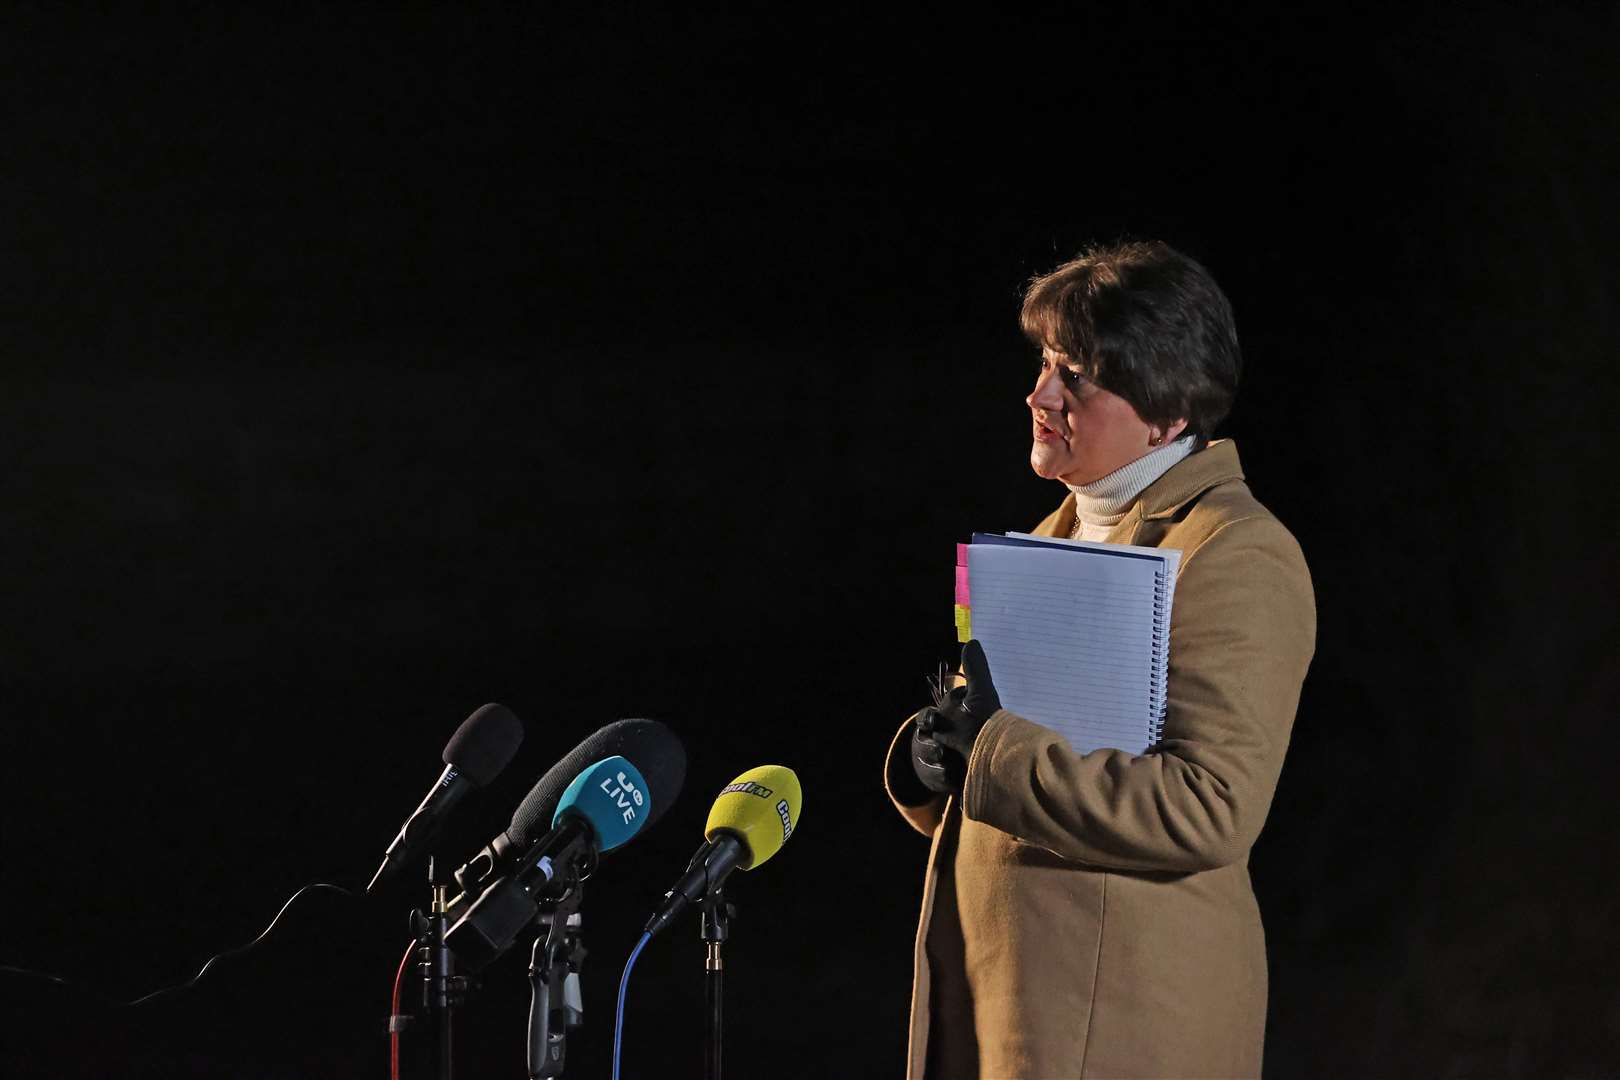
[[955, 533, 1181, 755]]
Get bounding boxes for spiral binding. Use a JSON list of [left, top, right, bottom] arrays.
[[1147, 566, 1171, 746]]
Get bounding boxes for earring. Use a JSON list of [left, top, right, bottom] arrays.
[[1150, 433, 1163, 446]]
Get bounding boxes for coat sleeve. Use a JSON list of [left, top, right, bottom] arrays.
[[883, 715, 947, 837], [960, 514, 1316, 873]]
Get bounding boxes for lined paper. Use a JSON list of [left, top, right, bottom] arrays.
[[964, 537, 1180, 755]]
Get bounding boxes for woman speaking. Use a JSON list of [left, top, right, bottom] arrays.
[[884, 241, 1316, 1079]]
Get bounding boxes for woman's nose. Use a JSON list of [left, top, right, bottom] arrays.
[[1027, 368, 1064, 411]]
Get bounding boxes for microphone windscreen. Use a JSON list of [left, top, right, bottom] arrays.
[[704, 765, 802, 870], [553, 756, 652, 852], [442, 703, 524, 787], [507, 719, 686, 847]]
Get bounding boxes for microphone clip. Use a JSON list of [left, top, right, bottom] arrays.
[[700, 889, 736, 953]]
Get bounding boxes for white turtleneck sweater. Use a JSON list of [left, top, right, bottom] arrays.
[[1063, 435, 1198, 541]]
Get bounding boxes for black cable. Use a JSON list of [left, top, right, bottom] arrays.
[[1, 881, 357, 1007]]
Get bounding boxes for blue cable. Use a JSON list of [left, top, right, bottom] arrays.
[[612, 931, 653, 1080]]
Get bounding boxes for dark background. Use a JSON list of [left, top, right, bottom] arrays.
[[3, 6, 1616, 1078]]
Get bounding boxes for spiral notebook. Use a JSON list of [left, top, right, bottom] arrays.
[[955, 533, 1181, 756]]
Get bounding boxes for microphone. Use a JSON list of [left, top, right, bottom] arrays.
[[452, 718, 687, 901], [366, 703, 524, 893], [643, 764, 802, 939], [445, 720, 687, 972]]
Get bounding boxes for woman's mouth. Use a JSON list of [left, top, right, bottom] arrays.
[[1033, 419, 1064, 443]]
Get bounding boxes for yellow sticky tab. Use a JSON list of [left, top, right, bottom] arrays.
[[954, 604, 971, 643]]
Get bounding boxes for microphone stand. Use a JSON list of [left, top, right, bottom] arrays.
[[700, 889, 736, 1080], [527, 883, 588, 1078], [414, 858, 463, 1080]]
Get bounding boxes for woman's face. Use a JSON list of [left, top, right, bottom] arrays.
[[1026, 347, 1182, 485]]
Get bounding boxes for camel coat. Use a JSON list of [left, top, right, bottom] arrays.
[[884, 440, 1315, 1079]]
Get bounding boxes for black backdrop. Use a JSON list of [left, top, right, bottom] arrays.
[[3, 7, 1617, 1078]]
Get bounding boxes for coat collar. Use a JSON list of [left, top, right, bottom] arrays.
[[1135, 438, 1244, 520], [1043, 440, 1245, 541], [1097, 439, 1244, 544]]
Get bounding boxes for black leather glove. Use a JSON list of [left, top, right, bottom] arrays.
[[910, 640, 1002, 794], [910, 723, 961, 794]]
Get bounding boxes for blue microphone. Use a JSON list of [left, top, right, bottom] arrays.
[[554, 757, 650, 850], [445, 752, 676, 972], [453, 718, 688, 903]]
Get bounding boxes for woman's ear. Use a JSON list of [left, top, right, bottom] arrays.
[[1150, 418, 1189, 446]]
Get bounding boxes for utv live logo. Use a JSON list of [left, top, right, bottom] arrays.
[[599, 772, 644, 824]]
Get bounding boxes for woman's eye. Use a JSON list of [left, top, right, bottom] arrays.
[[1038, 356, 1087, 391]]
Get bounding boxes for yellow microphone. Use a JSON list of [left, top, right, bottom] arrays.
[[643, 765, 802, 938]]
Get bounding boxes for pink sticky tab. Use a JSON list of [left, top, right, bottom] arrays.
[[955, 565, 970, 606], [956, 543, 968, 567]]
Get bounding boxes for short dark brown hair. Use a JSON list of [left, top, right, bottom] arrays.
[[1020, 241, 1241, 443]]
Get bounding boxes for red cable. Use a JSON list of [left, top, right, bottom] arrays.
[[389, 939, 415, 1080]]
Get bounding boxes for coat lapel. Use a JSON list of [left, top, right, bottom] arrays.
[[1043, 441, 1245, 547], [1109, 439, 1245, 546]]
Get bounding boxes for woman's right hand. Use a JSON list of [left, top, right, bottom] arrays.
[[911, 718, 964, 794]]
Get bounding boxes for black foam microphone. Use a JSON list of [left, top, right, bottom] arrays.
[[366, 703, 524, 893], [451, 718, 688, 902]]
